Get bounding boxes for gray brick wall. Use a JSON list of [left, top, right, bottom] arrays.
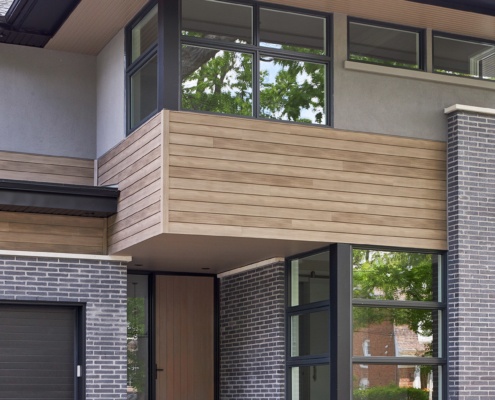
[[447, 110, 495, 400], [219, 261, 285, 400], [0, 254, 128, 400]]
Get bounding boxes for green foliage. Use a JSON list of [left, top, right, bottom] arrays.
[[182, 50, 253, 116], [352, 250, 435, 344], [349, 54, 419, 70], [353, 385, 429, 400], [181, 45, 326, 123], [127, 297, 147, 394]]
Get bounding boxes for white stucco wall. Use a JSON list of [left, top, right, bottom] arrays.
[[0, 43, 97, 158], [96, 29, 126, 158]]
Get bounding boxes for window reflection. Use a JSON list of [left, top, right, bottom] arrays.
[[181, 45, 253, 116], [291, 365, 330, 400], [130, 55, 157, 129], [127, 275, 149, 400], [260, 56, 326, 124]]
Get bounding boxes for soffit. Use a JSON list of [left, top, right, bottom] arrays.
[[263, 0, 495, 42], [45, 0, 148, 55], [44, 0, 495, 55]]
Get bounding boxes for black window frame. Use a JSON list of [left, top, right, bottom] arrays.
[[347, 17, 426, 71], [286, 244, 447, 400], [125, 1, 159, 135], [432, 30, 495, 80], [125, 0, 333, 134]]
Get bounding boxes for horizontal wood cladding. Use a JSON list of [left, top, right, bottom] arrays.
[[167, 111, 447, 250], [0, 211, 106, 254], [98, 112, 164, 254], [0, 151, 94, 185]]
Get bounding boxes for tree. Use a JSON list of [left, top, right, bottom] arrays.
[[181, 44, 326, 123]]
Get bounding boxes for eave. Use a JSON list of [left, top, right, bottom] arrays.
[[406, 0, 495, 17], [0, 179, 119, 217]]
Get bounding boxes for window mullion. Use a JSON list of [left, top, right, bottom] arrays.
[[330, 243, 352, 400]]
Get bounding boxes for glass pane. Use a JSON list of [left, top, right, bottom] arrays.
[[182, 45, 253, 116], [291, 364, 330, 400], [353, 364, 441, 400], [130, 55, 158, 129], [291, 310, 329, 357], [349, 22, 420, 69], [260, 8, 325, 55], [131, 5, 158, 62], [260, 56, 326, 124], [353, 307, 441, 358], [127, 274, 149, 400], [182, 0, 252, 44], [290, 251, 329, 307], [352, 250, 440, 302], [434, 36, 495, 80]]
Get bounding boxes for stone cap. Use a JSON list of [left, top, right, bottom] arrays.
[[445, 104, 495, 116]]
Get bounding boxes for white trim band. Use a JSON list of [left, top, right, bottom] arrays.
[[217, 257, 284, 278], [0, 249, 132, 262], [444, 104, 495, 116]]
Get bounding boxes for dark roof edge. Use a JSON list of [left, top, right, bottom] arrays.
[[0, 179, 120, 218]]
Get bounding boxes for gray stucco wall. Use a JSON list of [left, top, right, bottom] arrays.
[[447, 109, 495, 399], [0, 43, 97, 158], [0, 254, 128, 400], [96, 30, 126, 158], [332, 14, 495, 142], [220, 260, 286, 400]]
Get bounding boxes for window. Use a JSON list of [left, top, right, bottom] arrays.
[[127, 274, 150, 400], [287, 246, 446, 400], [433, 33, 495, 80], [287, 249, 331, 400], [126, 4, 158, 131], [348, 20, 423, 70], [180, 0, 329, 124]]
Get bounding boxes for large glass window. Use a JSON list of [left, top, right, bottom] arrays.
[[180, 0, 329, 124], [348, 20, 422, 70], [433, 34, 495, 80], [287, 249, 331, 400], [352, 249, 444, 400], [287, 247, 445, 400]]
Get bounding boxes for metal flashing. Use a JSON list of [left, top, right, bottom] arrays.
[[0, 179, 119, 217]]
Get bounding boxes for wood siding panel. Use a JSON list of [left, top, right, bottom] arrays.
[[168, 111, 447, 250], [0, 151, 94, 185], [98, 112, 164, 253], [0, 211, 106, 254]]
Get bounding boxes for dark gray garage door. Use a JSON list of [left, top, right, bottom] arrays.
[[0, 304, 78, 400]]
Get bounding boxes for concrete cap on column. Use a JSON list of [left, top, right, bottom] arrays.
[[444, 104, 495, 115]]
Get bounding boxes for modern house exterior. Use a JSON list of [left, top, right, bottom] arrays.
[[1, 0, 495, 399]]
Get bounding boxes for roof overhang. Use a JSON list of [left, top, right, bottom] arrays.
[[406, 0, 495, 17], [0, 0, 80, 48], [0, 179, 119, 217]]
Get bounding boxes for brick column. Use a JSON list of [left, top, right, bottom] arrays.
[[219, 259, 285, 400], [446, 105, 495, 400]]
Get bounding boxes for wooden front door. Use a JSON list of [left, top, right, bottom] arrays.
[[155, 275, 215, 400]]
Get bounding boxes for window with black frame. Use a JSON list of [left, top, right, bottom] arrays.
[[287, 249, 331, 400], [352, 249, 445, 400], [181, 0, 329, 124], [126, 4, 158, 132], [433, 33, 495, 80], [287, 247, 445, 400], [348, 20, 423, 70]]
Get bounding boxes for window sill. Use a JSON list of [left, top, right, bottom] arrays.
[[344, 60, 495, 90]]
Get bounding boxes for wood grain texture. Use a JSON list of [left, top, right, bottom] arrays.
[[0, 211, 106, 254], [167, 111, 447, 250], [0, 151, 94, 185], [156, 275, 214, 400], [98, 112, 164, 253]]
